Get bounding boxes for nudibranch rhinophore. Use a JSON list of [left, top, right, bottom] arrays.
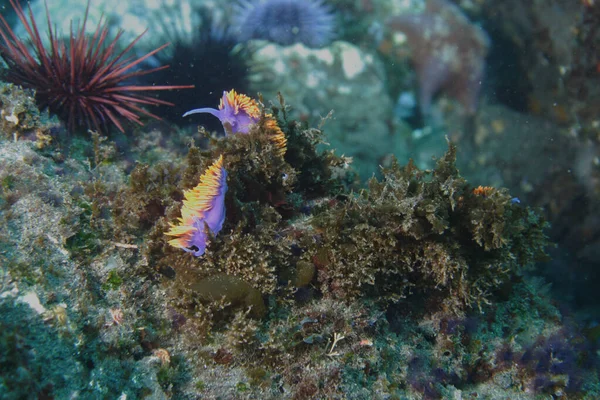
[[165, 155, 228, 256]]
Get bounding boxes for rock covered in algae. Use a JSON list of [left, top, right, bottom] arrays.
[[294, 260, 316, 287], [299, 140, 548, 311], [1, 84, 588, 399], [191, 274, 266, 318], [0, 83, 57, 146]]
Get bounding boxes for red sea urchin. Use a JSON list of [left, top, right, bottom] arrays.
[[0, 0, 194, 133]]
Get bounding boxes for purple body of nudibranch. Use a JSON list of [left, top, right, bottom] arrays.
[[185, 169, 228, 256], [183, 90, 261, 134]]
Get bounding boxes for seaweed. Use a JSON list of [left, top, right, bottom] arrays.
[[298, 140, 548, 312]]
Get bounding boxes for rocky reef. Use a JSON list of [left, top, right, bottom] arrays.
[[2, 85, 595, 399], [1, 0, 599, 398]]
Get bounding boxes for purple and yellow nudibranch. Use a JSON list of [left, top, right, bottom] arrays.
[[165, 155, 228, 256], [184, 89, 287, 156], [183, 89, 261, 134]]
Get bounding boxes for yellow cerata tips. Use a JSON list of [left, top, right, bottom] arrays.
[[264, 116, 287, 157], [165, 155, 228, 256], [220, 89, 261, 120]]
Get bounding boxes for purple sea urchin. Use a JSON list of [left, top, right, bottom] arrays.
[[234, 0, 335, 48]]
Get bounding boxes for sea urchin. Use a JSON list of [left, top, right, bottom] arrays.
[[234, 0, 335, 48], [0, 0, 194, 133], [148, 6, 249, 130]]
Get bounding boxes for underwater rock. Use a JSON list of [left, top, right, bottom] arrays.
[[479, 0, 595, 130], [191, 274, 266, 318], [0, 83, 57, 145], [387, 0, 490, 115], [0, 140, 81, 274], [300, 141, 548, 310], [0, 92, 597, 398], [246, 40, 398, 179], [294, 260, 316, 287], [454, 102, 600, 307]]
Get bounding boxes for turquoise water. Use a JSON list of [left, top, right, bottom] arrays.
[[0, 0, 598, 398]]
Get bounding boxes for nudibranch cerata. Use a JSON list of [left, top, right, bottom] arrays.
[[165, 155, 228, 256]]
